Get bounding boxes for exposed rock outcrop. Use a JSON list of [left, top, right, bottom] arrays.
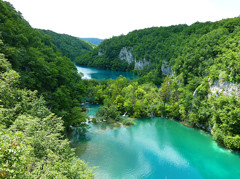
[[118, 47, 150, 70], [98, 51, 105, 56], [161, 60, 173, 76], [210, 80, 240, 97]]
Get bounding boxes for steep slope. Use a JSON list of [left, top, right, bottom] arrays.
[[40, 29, 93, 60], [0, 54, 94, 178], [0, 0, 87, 128], [76, 18, 240, 80]]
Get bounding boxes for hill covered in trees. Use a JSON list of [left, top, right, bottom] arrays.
[[40, 30, 94, 60], [0, 1, 95, 177], [1, 3, 240, 179], [0, 0, 89, 129], [76, 18, 240, 82], [0, 54, 94, 178], [80, 17, 240, 150]]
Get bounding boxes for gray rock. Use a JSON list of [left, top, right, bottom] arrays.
[[98, 51, 104, 56], [209, 80, 240, 97], [161, 60, 173, 76], [118, 47, 150, 69]]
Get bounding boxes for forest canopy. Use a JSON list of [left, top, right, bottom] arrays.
[[0, 0, 89, 129], [0, 1, 95, 177]]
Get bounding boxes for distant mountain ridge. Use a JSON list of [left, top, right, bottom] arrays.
[[80, 38, 104, 45]]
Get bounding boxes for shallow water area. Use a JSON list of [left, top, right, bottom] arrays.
[[76, 65, 138, 80], [71, 105, 240, 179]]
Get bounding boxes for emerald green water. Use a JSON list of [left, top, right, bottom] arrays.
[[71, 105, 240, 179], [76, 65, 138, 80]]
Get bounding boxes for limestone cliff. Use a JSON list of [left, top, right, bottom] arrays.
[[210, 80, 240, 97], [118, 47, 150, 70], [161, 60, 173, 76]]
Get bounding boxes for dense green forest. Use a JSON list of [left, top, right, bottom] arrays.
[[40, 30, 94, 60], [79, 18, 240, 150], [0, 1, 95, 178], [76, 18, 240, 83], [0, 54, 94, 178], [0, 1, 90, 130], [1, 0, 240, 178]]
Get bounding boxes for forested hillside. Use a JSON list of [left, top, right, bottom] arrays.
[[40, 30, 93, 60], [80, 38, 104, 45], [0, 54, 94, 178], [76, 18, 240, 81], [82, 18, 240, 150], [0, 1, 88, 129], [0, 1, 95, 177]]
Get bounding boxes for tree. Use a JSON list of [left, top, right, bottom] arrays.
[[0, 55, 94, 178], [96, 105, 121, 123], [159, 75, 171, 114]]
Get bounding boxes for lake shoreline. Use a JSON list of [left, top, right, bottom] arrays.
[[72, 104, 240, 179]]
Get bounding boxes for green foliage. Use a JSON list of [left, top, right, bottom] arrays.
[[40, 30, 93, 60], [77, 17, 240, 85], [0, 56, 94, 178], [210, 95, 240, 149], [159, 75, 171, 104], [77, 17, 240, 150], [122, 118, 135, 126], [3, 0, 240, 153], [96, 105, 121, 123], [224, 135, 240, 150], [87, 76, 162, 119], [87, 69, 240, 150], [0, 130, 33, 179], [77, 16, 240, 151], [0, 0, 87, 128]]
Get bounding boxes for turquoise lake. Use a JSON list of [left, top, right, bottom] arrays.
[[74, 66, 240, 178], [70, 105, 240, 179], [76, 65, 138, 80]]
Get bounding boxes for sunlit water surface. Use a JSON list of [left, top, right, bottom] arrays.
[[70, 105, 240, 179], [76, 65, 138, 80]]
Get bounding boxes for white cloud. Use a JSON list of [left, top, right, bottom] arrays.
[[4, 0, 240, 39]]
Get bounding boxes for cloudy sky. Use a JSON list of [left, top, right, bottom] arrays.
[[5, 0, 240, 39]]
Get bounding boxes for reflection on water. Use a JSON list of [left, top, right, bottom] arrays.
[[71, 106, 240, 179], [76, 65, 138, 80]]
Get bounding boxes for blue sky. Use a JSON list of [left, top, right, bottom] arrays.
[[5, 0, 240, 39]]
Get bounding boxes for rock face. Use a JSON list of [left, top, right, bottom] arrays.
[[98, 51, 105, 56], [119, 47, 135, 64], [161, 60, 173, 76], [210, 80, 240, 97], [118, 47, 150, 70]]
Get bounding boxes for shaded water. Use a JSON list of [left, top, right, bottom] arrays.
[[76, 65, 138, 80], [71, 105, 240, 179]]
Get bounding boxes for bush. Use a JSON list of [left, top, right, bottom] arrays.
[[96, 105, 121, 122], [122, 118, 135, 126]]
